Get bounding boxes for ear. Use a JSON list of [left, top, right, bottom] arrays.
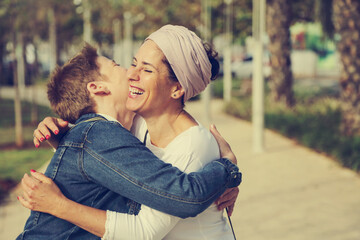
[[171, 83, 185, 100], [87, 81, 110, 96]]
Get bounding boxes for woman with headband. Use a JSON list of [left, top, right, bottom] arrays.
[[109, 24, 235, 239], [21, 25, 237, 239]]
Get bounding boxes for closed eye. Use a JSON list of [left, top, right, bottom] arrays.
[[112, 60, 120, 66]]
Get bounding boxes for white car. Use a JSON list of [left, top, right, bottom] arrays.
[[231, 55, 271, 79]]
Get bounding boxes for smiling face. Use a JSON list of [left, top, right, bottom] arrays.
[[126, 40, 181, 117], [96, 56, 129, 110]]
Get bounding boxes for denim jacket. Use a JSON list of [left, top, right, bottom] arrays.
[[17, 113, 241, 240]]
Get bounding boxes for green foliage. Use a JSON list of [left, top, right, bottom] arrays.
[[212, 77, 243, 99], [0, 99, 55, 147], [0, 99, 54, 127], [0, 148, 52, 204], [0, 99, 55, 203], [212, 78, 225, 99], [225, 96, 360, 172], [0, 149, 52, 182], [224, 97, 252, 119]]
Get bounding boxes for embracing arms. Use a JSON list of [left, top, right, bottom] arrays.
[[22, 117, 240, 238]]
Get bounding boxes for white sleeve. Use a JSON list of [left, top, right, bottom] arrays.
[[102, 125, 218, 240], [102, 206, 180, 240]]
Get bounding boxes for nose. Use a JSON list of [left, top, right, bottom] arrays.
[[127, 66, 140, 82]]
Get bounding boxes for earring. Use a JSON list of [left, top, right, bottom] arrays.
[[173, 94, 177, 97]]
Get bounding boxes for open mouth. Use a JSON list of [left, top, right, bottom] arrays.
[[129, 86, 144, 96]]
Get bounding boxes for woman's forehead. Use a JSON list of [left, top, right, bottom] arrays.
[[139, 40, 164, 56]]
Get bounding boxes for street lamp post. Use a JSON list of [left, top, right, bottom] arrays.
[[113, 18, 122, 65], [123, 12, 144, 68], [123, 12, 133, 68], [83, 0, 93, 44], [223, 0, 233, 103], [252, 0, 266, 153], [201, 0, 212, 126]]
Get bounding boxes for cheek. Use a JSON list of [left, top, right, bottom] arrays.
[[127, 67, 138, 80], [147, 80, 164, 99]]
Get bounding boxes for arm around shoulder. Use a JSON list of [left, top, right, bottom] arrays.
[[84, 121, 241, 218]]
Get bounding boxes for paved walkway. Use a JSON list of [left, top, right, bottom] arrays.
[[1, 87, 360, 240]]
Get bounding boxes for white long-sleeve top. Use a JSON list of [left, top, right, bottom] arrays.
[[102, 116, 233, 240]]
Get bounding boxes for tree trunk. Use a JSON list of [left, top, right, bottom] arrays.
[[13, 34, 24, 148], [48, 6, 57, 72], [31, 38, 40, 125], [0, 41, 4, 100], [266, 0, 295, 107], [123, 12, 133, 68], [83, 0, 93, 44], [113, 18, 122, 65], [333, 0, 360, 136]]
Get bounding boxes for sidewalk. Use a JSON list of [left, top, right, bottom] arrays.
[[1, 93, 360, 240], [188, 100, 360, 240]]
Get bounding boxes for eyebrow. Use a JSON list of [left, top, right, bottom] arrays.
[[133, 57, 159, 72]]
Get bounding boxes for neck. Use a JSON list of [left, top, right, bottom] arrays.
[[95, 101, 135, 131], [142, 105, 197, 148], [114, 110, 136, 130]]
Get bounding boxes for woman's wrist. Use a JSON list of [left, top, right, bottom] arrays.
[[223, 152, 237, 165], [52, 196, 74, 218]]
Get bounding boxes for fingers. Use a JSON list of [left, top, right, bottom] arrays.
[[210, 124, 237, 164], [21, 187, 31, 202], [22, 173, 39, 189], [20, 173, 38, 210], [33, 123, 51, 148], [43, 117, 62, 135], [227, 204, 235, 217], [33, 128, 46, 147], [215, 188, 231, 205], [33, 117, 67, 148], [210, 124, 224, 145], [210, 124, 231, 153], [56, 118, 69, 129], [215, 187, 239, 211], [30, 170, 51, 184], [21, 173, 39, 197], [217, 199, 235, 212], [37, 121, 53, 140], [33, 136, 41, 148], [18, 195, 34, 210]]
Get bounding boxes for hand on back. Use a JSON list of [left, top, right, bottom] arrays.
[[210, 124, 240, 216], [33, 117, 69, 149]]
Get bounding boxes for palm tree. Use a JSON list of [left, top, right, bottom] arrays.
[[266, 0, 295, 107], [332, 0, 360, 136]]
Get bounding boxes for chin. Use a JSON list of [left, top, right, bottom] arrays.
[[126, 101, 139, 113]]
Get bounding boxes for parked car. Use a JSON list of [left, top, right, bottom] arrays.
[[231, 55, 271, 79]]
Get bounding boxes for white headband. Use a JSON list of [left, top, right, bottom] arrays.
[[146, 25, 212, 102]]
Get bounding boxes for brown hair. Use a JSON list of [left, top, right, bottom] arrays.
[[47, 43, 101, 124]]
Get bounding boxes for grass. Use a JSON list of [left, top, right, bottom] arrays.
[[0, 98, 55, 203], [0, 149, 52, 181], [0, 99, 54, 128], [212, 77, 243, 99]]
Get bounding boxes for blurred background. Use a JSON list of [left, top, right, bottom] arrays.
[[0, 0, 360, 239]]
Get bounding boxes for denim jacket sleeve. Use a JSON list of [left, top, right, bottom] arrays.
[[81, 121, 241, 218]]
